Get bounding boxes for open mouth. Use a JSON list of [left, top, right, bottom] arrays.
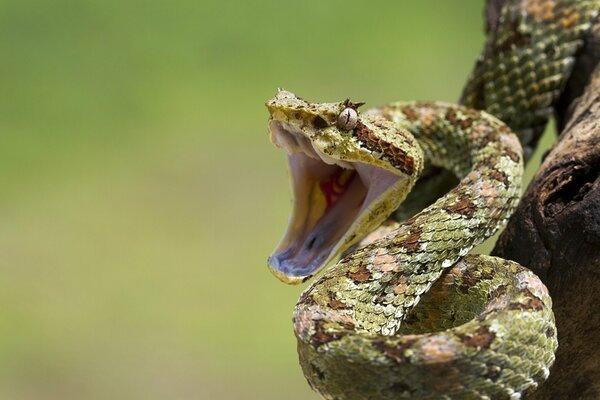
[[268, 120, 404, 284]]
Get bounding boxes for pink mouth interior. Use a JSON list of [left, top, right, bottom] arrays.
[[268, 121, 401, 280]]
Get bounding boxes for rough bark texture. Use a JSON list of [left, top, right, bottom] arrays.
[[491, 4, 600, 400]]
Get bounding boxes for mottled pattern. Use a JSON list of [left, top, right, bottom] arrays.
[[292, 104, 558, 399], [389, 0, 599, 222], [297, 256, 556, 400], [461, 0, 599, 156], [267, 1, 599, 399]]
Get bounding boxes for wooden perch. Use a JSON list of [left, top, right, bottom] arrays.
[[492, 8, 600, 400]]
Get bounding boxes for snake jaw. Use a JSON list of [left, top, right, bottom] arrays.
[[267, 119, 412, 285]]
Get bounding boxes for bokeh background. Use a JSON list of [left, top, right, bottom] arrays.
[[0, 1, 553, 399]]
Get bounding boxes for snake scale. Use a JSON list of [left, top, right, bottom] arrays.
[[265, 1, 599, 399]]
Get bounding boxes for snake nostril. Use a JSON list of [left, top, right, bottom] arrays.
[[306, 236, 317, 250]]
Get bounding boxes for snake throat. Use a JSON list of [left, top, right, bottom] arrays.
[[268, 120, 406, 284]]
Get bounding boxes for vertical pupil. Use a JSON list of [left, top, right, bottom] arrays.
[[337, 108, 357, 129]]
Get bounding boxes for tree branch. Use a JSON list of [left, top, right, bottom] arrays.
[[492, 8, 600, 400]]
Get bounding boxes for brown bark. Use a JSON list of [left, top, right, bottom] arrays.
[[491, 5, 600, 400]]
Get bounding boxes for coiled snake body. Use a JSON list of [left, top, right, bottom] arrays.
[[265, 1, 599, 399]]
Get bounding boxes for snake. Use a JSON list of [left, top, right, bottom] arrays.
[[265, 1, 599, 399]]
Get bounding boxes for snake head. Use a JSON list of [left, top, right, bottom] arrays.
[[266, 89, 423, 284]]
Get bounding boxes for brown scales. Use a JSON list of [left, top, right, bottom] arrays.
[[403, 226, 424, 253], [458, 268, 496, 294], [495, 19, 532, 53], [488, 169, 510, 187], [327, 293, 347, 310], [507, 288, 546, 311], [456, 325, 496, 349], [372, 340, 413, 363], [354, 122, 416, 175], [445, 108, 476, 129], [348, 264, 372, 283], [443, 194, 478, 217], [311, 320, 345, 348], [399, 105, 419, 122]]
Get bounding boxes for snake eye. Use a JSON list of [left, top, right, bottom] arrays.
[[337, 108, 358, 130]]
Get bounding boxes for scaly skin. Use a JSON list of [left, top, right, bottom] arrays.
[[266, 1, 598, 398], [288, 102, 556, 399], [461, 0, 600, 155], [393, 0, 599, 221], [297, 256, 555, 400]]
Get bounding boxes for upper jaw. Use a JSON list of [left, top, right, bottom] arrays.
[[269, 120, 354, 169]]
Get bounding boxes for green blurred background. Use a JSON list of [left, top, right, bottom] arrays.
[[0, 1, 552, 399]]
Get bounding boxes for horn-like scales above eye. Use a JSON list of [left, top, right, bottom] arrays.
[[337, 108, 358, 130]]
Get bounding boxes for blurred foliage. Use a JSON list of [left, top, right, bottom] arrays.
[[0, 1, 551, 398]]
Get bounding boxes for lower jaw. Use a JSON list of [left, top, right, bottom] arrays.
[[269, 155, 404, 283], [268, 156, 365, 283]]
